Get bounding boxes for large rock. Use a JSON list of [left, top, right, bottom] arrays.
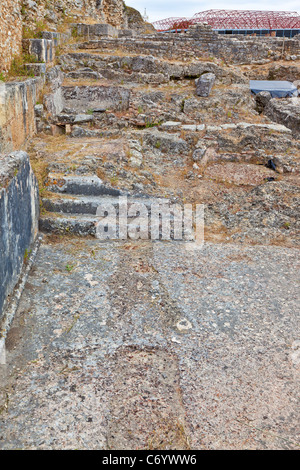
[[62, 85, 131, 112], [195, 73, 216, 97]]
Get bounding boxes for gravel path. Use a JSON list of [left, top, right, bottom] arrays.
[[0, 239, 299, 449]]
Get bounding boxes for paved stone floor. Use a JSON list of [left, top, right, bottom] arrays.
[[0, 238, 299, 449]]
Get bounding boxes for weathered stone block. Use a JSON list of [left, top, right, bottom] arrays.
[[34, 104, 44, 117], [195, 73, 216, 97], [22, 38, 55, 64], [265, 97, 300, 137], [42, 31, 60, 47], [42, 31, 71, 47], [74, 23, 118, 39], [192, 147, 206, 162], [43, 66, 65, 117], [0, 0, 22, 73], [118, 29, 135, 38], [67, 68, 101, 80]]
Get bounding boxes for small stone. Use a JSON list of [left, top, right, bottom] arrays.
[[34, 104, 44, 117], [65, 124, 72, 135], [255, 91, 272, 113], [193, 147, 206, 162], [176, 319, 192, 331]]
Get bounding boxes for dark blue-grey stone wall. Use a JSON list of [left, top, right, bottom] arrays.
[[0, 152, 39, 320]]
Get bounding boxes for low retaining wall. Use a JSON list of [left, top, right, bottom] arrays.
[[0, 151, 39, 321]]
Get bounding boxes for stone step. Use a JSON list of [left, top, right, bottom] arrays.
[[40, 213, 98, 237], [44, 174, 123, 197], [66, 69, 102, 80], [71, 23, 119, 39], [60, 52, 223, 81], [42, 195, 167, 216], [64, 67, 168, 86], [39, 212, 192, 240], [71, 41, 197, 61]]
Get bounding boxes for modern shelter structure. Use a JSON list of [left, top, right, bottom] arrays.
[[153, 9, 300, 37], [250, 80, 298, 98]]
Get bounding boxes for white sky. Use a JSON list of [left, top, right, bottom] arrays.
[[126, 1, 300, 23]]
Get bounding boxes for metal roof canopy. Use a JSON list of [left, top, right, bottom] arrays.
[[250, 80, 298, 97], [153, 9, 300, 32]]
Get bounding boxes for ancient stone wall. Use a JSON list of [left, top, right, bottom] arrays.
[[0, 0, 23, 73], [230, 34, 300, 57], [74, 34, 277, 64], [21, 0, 127, 29], [126, 5, 155, 34], [0, 78, 44, 154], [0, 151, 39, 321]]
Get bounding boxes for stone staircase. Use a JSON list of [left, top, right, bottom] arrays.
[[39, 173, 183, 240], [40, 172, 121, 236]]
